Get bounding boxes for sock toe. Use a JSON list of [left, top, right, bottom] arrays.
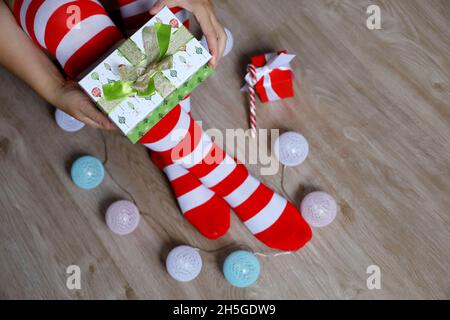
[[254, 202, 312, 251], [184, 195, 230, 240]]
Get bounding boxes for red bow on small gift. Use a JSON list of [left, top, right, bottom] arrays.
[[242, 51, 295, 102], [242, 51, 295, 137]]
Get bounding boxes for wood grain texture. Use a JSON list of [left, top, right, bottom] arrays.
[[0, 0, 449, 299]]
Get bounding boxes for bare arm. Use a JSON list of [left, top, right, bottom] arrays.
[[0, 1, 115, 129]]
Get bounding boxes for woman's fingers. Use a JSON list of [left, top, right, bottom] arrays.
[[58, 81, 116, 130], [212, 16, 226, 62], [149, 0, 178, 15], [149, 0, 224, 67], [76, 114, 103, 130], [194, 7, 219, 66], [78, 99, 116, 130]]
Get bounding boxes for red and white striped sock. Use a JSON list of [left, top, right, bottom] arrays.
[[117, 0, 189, 33], [149, 96, 230, 240], [11, 1, 308, 248], [140, 105, 313, 251], [13, 0, 123, 79], [120, 3, 224, 240]]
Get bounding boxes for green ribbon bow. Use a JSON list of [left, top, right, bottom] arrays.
[[102, 23, 192, 104]]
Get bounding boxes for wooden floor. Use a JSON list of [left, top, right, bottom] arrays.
[[0, 0, 449, 300]]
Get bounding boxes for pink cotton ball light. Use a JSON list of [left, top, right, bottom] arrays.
[[301, 192, 337, 228], [106, 200, 140, 235]]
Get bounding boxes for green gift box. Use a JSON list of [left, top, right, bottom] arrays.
[[79, 6, 213, 143]]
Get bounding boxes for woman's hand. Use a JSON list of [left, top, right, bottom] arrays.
[[150, 0, 227, 67], [53, 81, 116, 130]]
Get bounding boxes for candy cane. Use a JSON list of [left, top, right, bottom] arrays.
[[247, 64, 258, 138]]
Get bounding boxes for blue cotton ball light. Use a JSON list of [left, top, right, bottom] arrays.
[[223, 250, 260, 288], [71, 155, 104, 189]]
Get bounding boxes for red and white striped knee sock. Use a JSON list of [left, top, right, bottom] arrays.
[[116, 2, 227, 240], [149, 97, 231, 240], [140, 105, 313, 251], [13, 0, 123, 79], [117, 0, 189, 33]]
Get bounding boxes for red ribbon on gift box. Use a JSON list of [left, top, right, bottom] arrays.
[[242, 51, 295, 103]]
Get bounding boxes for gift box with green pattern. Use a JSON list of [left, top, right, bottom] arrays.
[[79, 6, 213, 143]]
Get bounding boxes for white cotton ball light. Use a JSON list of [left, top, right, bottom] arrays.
[[166, 245, 202, 282], [274, 132, 309, 166], [301, 191, 337, 228], [200, 27, 234, 57], [55, 109, 85, 132]]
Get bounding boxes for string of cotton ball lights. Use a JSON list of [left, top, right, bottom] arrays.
[[163, 246, 295, 287], [165, 246, 262, 287], [275, 131, 338, 227], [97, 129, 337, 287], [66, 129, 334, 287]]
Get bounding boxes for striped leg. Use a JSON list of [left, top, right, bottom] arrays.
[[118, 0, 194, 203], [149, 98, 230, 240], [13, 0, 123, 79], [117, 0, 189, 33], [117, 1, 227, 240], [140, 106, 313, 251]]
